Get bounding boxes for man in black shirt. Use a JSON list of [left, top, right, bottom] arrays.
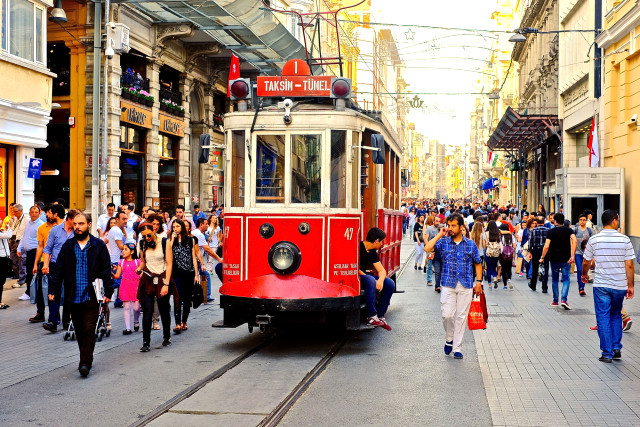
[[359, 227, 395, 330], [541, 213, 577, 309]]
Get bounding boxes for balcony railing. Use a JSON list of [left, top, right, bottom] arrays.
[[160, 88, 182, 105]]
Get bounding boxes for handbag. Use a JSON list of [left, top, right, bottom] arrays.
[[520, 241, 531, 262], [468, 296, 486, 330], [192, 280, 204, 309]]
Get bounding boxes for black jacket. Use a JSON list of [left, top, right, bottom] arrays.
[[48, 234, 114, 304]]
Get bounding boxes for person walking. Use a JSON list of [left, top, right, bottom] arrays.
[[47, 213, 113, 377], [540, 213, 577, 309], [168, 219, 199, 333], [0, 222, 14, 309], [484, 221, 502, 289], [112, 243, 141, 335], [16, 206, 44, 301], [413, 214, 425, 270], [407, 207, 417, 240], [423, 216, 439, 285], [136, 223, 175, 351], [582, 209, 635, 362], [528, 215, 549, 293], [425, 213, 483, 360], [9, 204, 26, 282], [107, 211, 127, 310], [41, 209, 77, 332], [573, 213, 593, 297], [499, 223, 515, 290]]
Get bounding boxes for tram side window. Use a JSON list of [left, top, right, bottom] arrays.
[[291, 134, 322, 204], [330, 130, 346, 208], [231, 130, 245, 207], [256, 135, 285, 203], [351, 131, 360, 208]]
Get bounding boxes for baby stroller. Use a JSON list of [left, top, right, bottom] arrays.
[[63, 320, 76, 341], [95, 302, 111, 342]]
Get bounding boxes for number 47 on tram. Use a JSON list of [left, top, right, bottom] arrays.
[[214, 59, 403, 332]]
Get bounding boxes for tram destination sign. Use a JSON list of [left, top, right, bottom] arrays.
[[257, 76, 332, 97]]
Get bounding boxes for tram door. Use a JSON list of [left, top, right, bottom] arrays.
[[361, 131, 377, 231]]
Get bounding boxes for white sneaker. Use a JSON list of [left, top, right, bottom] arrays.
[[18, 293, 30, 301], [508, 279, 513, 289]]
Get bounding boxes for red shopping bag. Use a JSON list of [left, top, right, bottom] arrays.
[[468, 296, 486, 330]]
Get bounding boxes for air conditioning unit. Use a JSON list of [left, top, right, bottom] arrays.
[[107, 23, 130, 53]]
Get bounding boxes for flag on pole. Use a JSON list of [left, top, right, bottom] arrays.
[[487, 151, 499, 167], [227, 54, 240, 98], [588, 117, 600, 168]]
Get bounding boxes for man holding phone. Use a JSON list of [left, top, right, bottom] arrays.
[[425, 213, 483, 360]]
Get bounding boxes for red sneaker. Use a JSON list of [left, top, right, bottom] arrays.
[[366, 316, 384, 327], [590, 325, 598, 331], [623, 318, 632, 332], [379, 317, 392, 331]]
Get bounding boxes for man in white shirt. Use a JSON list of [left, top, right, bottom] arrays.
[[192, 218, 222, 303], [96, 203, 116, 238], [124, 204, 137, 244], [582, 209, 635, 363]]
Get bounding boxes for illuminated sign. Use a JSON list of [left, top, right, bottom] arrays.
[[257, 76, 333, 97], [159, 113, 185, 137]]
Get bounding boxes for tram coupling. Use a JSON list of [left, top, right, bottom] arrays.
[[256, 314, 275, 332]]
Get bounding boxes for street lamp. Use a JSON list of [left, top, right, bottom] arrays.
[[508, 33, 526, 43], [509, 27, 599, 43], [49, 0, 67, 23]]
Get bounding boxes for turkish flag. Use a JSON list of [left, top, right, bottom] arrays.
[[588, 117, 600, 168], [227, 54, 240, 98]]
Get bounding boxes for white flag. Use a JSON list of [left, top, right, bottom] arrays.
[[588, 117, 599, 168]]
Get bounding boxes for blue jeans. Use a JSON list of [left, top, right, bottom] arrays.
[[575, 253, 584, 290], [550, 262, 571, 303], [485, 256, 499, 282], [360, 274, 395, 318], [433, 259, 442, 289], [426, 258, 433, 283], [593, 286, 626, 358]]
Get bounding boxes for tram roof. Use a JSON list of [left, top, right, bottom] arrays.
[[487, 107, 559, 151], [121, 0, 321, 76]]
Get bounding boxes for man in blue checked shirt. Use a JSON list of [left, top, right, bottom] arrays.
[[425, 213, 483, 360], [48, 213, 113, 378]]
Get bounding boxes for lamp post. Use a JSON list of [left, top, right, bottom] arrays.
[[91, 2, 102, 233]]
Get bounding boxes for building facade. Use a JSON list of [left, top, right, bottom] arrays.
[[0, 0, 54, 213]]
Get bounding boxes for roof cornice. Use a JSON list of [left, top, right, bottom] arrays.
[[596, 4, 640, 49]]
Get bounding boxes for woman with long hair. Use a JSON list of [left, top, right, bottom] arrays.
[[167, 219, 199, 333], [102, 217, 117, 244], [499, 223, 515, 289], [423, 216, 437, 281], [408, 207, 417, 240], [520, 217, 537, 279], [484, 220, 502, 289]]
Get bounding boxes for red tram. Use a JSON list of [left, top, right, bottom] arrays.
[[215, 60, 402, 331]]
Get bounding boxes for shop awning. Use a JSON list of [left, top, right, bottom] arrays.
[[121, 0, 318, 75], [487, 107, 559, 151], [482, 178, 499, 191]]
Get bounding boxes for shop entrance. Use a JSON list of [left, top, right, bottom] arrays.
[[120, 153, 144, 211], [36, 108, 70, 205], [0, 146, 15, 218]]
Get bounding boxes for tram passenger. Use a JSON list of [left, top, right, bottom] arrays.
[[359, 227, 395, 331]]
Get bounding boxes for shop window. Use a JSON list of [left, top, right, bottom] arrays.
[[231, 130, 245, 207], [120, 51, 149, 91], [48, 42, 70, 96], [291, 134, 321, 204], [120, 125, 145, 153], [120, 154, 144, 214], [158, 134, 177, 159], [256, 135, 285, 204], [2, 0, 45, 64], [330, 130, 346, 208]]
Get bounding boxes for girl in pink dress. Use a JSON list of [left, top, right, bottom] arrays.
[[113, 243, 141, 335]]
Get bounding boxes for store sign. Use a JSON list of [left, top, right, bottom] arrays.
[[257, 76, 332, 97], [27, 158, 42, 179], [159, 113, 185, 137], [120, 101, 152, 129]]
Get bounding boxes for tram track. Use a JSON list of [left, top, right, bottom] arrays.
[[133, 243, 414, 427]]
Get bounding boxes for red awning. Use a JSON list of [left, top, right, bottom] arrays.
[[487, 107, 559, 151]]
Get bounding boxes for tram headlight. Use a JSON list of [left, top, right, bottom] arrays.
[[268, 241, 302, 275]]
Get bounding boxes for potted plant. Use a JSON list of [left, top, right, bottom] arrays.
[[121, 87, 131, 100], [139, 90, 154, 107]]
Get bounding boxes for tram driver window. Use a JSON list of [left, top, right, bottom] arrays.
[[330, 130, 346, 208], [291, 134, 322, 204], [256, 135, 285, 203]]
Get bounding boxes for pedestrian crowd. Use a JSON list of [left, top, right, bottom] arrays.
[[0, 199, 225, 377], [397, 197, 636, 363]]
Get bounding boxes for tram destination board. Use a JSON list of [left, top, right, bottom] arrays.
[[257, 76, 332, 97]]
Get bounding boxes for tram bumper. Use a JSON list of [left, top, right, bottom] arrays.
[[218, 274, 360, 326]]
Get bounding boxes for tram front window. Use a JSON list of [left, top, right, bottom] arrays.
[[291, 134, 322, 204], [256, 135, 285, 203]]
